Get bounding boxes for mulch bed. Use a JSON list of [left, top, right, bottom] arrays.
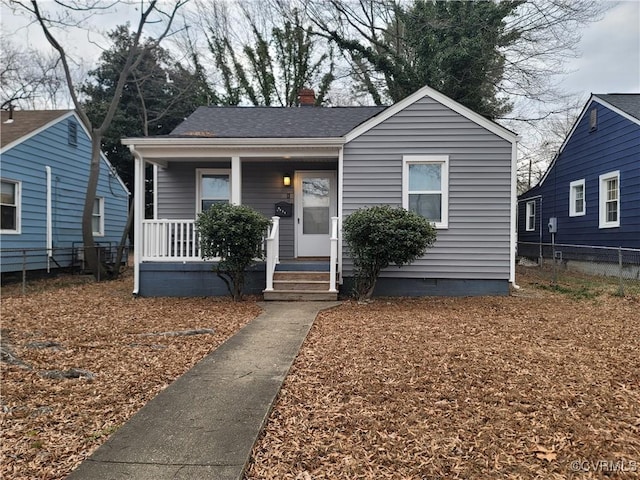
[[1, 272, 261, 480], [246, 269, 640, 479]]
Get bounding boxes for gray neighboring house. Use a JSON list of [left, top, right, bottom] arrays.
[[123, 85, 518, 299]]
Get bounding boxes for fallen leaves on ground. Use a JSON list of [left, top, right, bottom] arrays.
[[1, 272, 261, 480], [247, 268, 640, 479]]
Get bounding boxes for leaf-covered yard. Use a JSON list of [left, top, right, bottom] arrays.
[[2, 268, 639, 479], [247, 269, 640, 479], [1, 273, 261, 480]]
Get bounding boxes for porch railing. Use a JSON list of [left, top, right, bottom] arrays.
[[141, 220, 201, 261], [264, 216, 280, 291]]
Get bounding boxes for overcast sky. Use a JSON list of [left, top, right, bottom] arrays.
[[560, 1, 639, 98], [2, 0, 638, 103]]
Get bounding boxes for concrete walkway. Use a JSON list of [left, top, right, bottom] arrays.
[[67, 301, 339, 480]]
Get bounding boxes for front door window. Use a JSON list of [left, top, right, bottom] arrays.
[[302, 177, 330, 235]]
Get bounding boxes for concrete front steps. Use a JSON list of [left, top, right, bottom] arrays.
[[263, 270, 338, 301]]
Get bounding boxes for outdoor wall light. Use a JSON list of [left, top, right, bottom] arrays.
[[283, 174, 291, 187]]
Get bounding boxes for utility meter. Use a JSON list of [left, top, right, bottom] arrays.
[[548, 217, 558, 233]]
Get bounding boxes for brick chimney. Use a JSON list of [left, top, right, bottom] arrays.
[[298, 88, 316, 106]]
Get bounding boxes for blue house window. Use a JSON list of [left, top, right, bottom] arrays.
[[92, 197, 104, 236], [599, 171, 620, 228], [569, 179, 585, 217], [68, 120, 78, 146], [525, 200, 536, 231], [1, 179, 20, 233]]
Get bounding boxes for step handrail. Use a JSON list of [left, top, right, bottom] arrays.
[[264, 216, 280, 292], [329, 216, 339, 293]]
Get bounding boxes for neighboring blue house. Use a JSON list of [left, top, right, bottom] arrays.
[[1, 109, 129, 274], [518, 94, 640, 259]]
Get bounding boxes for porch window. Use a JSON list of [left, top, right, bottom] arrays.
[[196, 169, 231, 213], [402, 155, 449, 228], [569, 179, 585, 217], [1, 179, 20, 233], [525, 200, 536, 231], [599, 171, 620, 228], [92, 197, 104, 236]]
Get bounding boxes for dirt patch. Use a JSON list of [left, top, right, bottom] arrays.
[[1, 271, 261, 480], [247, 269, 640, 479]]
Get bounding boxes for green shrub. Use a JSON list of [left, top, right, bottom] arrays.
[[196, 203, 271, 301], [343, 205, 437, 300]]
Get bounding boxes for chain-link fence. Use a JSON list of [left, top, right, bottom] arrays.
[[518, 241, 640, 296], [1, 244, 129, 294]]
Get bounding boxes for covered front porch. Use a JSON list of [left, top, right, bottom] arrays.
[[124, 138, 344, 298]]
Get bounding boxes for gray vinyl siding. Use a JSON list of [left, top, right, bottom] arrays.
[[156, 161, 229, 219], [342, 95, 513, 280], [156, 160, 336, 259]]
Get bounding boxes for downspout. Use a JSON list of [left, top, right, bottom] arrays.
[[130, 145, 144, 296], [45, 166, 52, 272], [510, 138, 520, 289]]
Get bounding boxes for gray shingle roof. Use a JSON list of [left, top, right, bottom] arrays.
[[169, 106, 387, 138], [596, 94, 640, 120], [1, 110, 72, 148]]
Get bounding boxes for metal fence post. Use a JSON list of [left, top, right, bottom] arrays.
[[22, 249, 27, 295], [618, 246, 624, 296]]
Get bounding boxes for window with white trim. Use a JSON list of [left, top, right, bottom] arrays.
[[525, 200, 536, 231], [196, 169, 231, 213], [1, 179, 20, 233], [569, 179, 585, 217], [402, 155, 449, 228], [599, 171, 620, 228], [92, 197, 104, 236]]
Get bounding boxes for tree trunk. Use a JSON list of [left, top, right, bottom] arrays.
[[82, 134, 107, 280], [113, 200, 134, 275]]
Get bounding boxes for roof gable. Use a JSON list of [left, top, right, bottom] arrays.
[[170, 106, 386, 138], [1, 109, 129, 195], [344, 85, 518, 143], [1, 110, 73, 150], [523, 93, 640, 193]]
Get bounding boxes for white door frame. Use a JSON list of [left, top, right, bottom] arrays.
[[294, 170, 337, 257]]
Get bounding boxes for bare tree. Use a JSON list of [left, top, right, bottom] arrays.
[[0, 35, 69, 109], [517, 97, 583, 193], [7, 0, 187, 279]]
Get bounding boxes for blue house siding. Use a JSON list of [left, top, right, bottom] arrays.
[[518, 97, 640, 253], [1, 113, 129, 273]]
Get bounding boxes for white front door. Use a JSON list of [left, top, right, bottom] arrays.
[[295, 171, 337, 257]]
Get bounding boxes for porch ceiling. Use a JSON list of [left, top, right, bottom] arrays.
[[122, 137, 343, 164]]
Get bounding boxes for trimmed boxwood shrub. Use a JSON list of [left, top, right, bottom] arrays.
[[196, 203, 271, 301], [343, 205, 437, 300]]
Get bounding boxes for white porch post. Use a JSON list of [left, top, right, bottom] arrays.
[[337, 147, 344, 282], [231, 156, 241, 205], [130, 146, 145, 295]]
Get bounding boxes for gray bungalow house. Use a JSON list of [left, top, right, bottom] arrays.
[[123, 85, 518, 299]]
